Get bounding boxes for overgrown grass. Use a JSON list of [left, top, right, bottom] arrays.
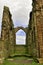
[[2, 59, 43, 65]]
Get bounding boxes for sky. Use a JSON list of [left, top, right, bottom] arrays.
[[0, 0, 32, 36], [16, 29, 26, 36], [16, 29, 26, 45]]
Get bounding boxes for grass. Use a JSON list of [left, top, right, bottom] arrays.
[[1, 58, 43, 65], [2, 60, 43, 65], [0, 57, 43, 65]]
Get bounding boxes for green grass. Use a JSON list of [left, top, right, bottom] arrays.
[[2, 60, 43, 65], [0, 56, 43, 65]]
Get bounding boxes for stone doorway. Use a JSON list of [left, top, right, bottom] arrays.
[[14, 27, 28, 56]]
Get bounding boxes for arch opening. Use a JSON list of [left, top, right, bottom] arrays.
[[16, 29, 26, 45]]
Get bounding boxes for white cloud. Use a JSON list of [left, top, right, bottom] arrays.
[[0, 0, 32, 35]]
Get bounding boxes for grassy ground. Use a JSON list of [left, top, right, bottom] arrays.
[[0, 57, 43, 65], [2, 60, 43, 65]]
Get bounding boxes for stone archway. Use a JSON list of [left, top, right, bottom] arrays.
[[14, 27, 28, 55]]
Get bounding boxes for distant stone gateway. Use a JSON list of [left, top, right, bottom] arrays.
[[0, 0, 43, 63]]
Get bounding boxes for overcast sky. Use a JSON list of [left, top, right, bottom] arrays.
[[0, 0, 32, 35]]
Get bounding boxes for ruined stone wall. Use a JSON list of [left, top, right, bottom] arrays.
[[14, 27, 28, 33], [28, 12, 37, 57], [28, 0, 43, 58], [1, 6, 15, 58], [33, 0, 43, 58]]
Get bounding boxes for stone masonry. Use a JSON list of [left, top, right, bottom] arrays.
[[0, 0, 43, 62], [28, 0, 43, 58], [1, 6, 15, 58]]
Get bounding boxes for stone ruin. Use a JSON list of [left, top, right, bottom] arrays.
[[0, 0, 43, 63], [28, 0, 43, 58]]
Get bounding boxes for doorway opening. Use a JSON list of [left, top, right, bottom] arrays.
[[16, 29, 26, 45]]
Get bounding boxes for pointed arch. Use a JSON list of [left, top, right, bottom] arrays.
[[16, 29, 26, 45]]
